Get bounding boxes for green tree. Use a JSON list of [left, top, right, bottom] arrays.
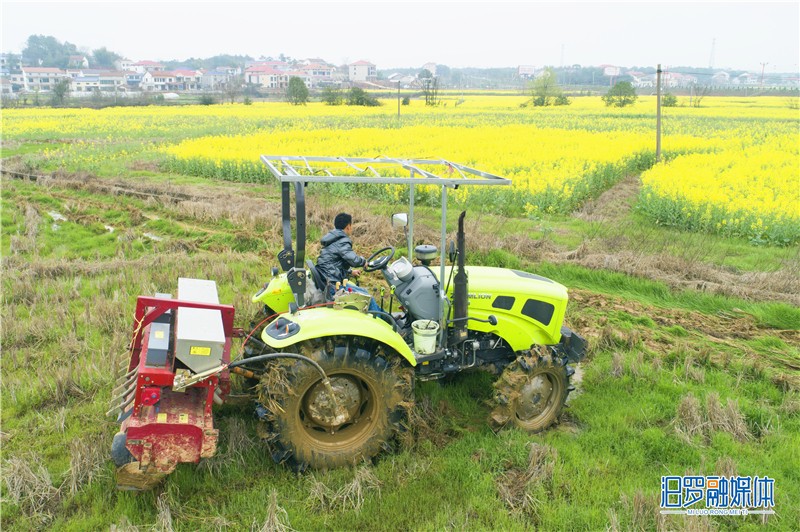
[[50, 79, 70, 106], [662, 92, 678, 107], [553, 94, 571, 106], [225, 75, 245, 104], [91, 47, 122, 68], [530, 68, 563, 106], [286, 76, 309, 105], [347, 87, 380, 106], [602, 81, 637, 107], [320, 86, 343, 105], [418, 69, 439, 106], [22, 34, 78, 67]]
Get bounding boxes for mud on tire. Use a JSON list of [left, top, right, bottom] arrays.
[[256, 336, 414, 470], [490, 346, 575, 432]]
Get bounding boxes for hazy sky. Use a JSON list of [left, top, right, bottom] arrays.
[[2, 1, 798, 72]]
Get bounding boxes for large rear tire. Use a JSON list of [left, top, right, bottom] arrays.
[[490, 347, 574, 432], [257, 337, 413, 470]]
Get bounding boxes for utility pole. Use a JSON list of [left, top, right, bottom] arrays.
[[760, 62, 768, 91], [656, 64, 662, 163]]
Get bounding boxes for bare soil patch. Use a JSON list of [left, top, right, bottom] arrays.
[[577, 174, 641, 221]]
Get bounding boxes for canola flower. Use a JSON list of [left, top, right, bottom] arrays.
[[3, 96, 798, 241], [640, 136, 800, 244]]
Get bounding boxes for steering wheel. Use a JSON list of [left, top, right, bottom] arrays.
[[364, 246, 395, 272]]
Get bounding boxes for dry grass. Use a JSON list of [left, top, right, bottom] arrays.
[[620, 490, 660, 532], [1, 456, 60, 523], [683, 356, 706, 384], [674, 394, 705, 441], [714, 456, 738, 478], [67, 436, 107, 494], [251, 490, 295, 532], [496, 443, 557, 520], [306, 466, 382, 513], [399, 395, 458, 451], [674, 392, 751, 444], [706, 393, 751, 442], [610, 351, 624, 378], [155, 492, 174, 532], [197, 418, 256, 476]]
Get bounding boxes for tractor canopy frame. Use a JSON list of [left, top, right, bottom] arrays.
[[260, 155, 511, 323]]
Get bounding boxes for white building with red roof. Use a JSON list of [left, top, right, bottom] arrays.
[[172, 69, 203, 90], [301, 63, 336, 82], [141, 70, 179, 91]]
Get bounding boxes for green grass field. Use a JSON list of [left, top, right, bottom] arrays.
[[1, 97, 799, 530]]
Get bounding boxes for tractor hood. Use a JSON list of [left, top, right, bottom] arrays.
[[452, 266, 569, 349]]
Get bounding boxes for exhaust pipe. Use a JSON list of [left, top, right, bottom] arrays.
[[453, 212, 468, 343]]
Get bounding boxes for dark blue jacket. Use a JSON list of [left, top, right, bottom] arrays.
[[316, 229, 365, 284]]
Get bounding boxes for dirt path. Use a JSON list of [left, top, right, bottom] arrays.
[[576, 174, 641, 222]]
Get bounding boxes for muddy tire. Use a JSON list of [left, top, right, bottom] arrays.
[[490, 347, 574, 432], [257, 337, 414, 470]]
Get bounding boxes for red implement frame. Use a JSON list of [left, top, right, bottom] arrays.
[[118, 296, 242, 474]]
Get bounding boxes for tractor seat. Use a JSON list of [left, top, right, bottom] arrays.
[[306, 260, 326, 292]]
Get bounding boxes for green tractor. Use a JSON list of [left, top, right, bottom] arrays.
[[242, 156, 586, 471]]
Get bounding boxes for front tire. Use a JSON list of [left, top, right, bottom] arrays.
[[257, 337, 413, 470], [490, 347, 573, 432]]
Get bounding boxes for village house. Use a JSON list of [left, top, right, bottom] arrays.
[[1, 78, 13, 95], [114, 58, 134, 71], [20, 66, 69, 91], [245, 65, 287, 89], [71, 76, 100, 92], [97, 71, 127, 91], [733, 72, 760, 86], [140, 70, 179, 91], [628, 71, 654, 88], [132, 60, 165, 74], [711, 71, 730, 85], [68, 55, 89, 68], [301, 63, 335, 82], [124, 71, 143, 89], [201, 69, 231, 90], [246, 60, 290, 71], [348, 60, 376, 82], [172, 69, 203, 90]]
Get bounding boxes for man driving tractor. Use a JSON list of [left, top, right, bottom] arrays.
[[316, 212, 380, 311]]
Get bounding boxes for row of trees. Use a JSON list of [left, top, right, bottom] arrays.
[[15, 35, 124, 69], [526, 68, 640, 108], [286, 77, 381, 107]]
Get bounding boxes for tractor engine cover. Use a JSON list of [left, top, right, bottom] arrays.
[[392, 265, 441, 321]]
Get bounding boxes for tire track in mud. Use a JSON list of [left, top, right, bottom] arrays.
[[567, 289, 800, 389]]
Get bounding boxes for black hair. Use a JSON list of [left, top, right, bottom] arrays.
[[334, 212, 352, 230]]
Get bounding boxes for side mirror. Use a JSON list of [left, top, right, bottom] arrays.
[[391, 213, 408, 229], [448, 241, 457, 263]]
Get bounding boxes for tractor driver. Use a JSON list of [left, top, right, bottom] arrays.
[[316, 213, 380, 312]]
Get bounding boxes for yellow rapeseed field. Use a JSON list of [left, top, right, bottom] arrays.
[[2, 95, 798, 242]]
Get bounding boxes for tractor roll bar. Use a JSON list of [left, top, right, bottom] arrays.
[[261, 155, 512, 347]]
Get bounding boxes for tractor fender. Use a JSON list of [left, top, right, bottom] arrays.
[[260, 307, 416, 366], [252, 274, 294, 313]]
